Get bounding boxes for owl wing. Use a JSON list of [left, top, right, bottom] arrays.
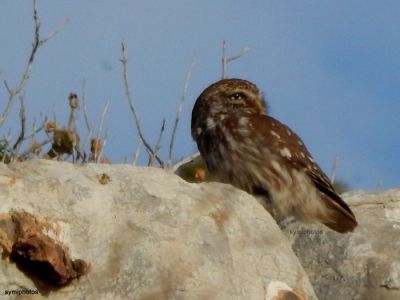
[[247, 114, 357, 232]]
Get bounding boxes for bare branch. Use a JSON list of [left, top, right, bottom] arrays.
[[96, 129, 109, 163], [167, 52, 196, 168], [221, 40, 250, 79], [11, 96, 26, 159], [80, 79, 94, 154], [172, 152, 201, 172], [12, 104, 47, 160], [221, 40, 227, 79], [20, 138, 50, 158], [81, 80, 91, 133], [155, 119, 166, 154], [39, 18, 69, 45], [120, 41, 164, 167], [4, 81, 11, 94], [88, 100, 110, 163], [0, 0, 68, 128], [226, 47, 250, 63], [24, 115, 47, 141], [148, 118, 166, 166], [96, 100, 110, 146], [132, 140, 142, 166]]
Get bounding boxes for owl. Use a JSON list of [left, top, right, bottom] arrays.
[[191, 78, 357, 233]]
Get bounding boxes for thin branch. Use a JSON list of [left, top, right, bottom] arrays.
[[89, 100, 110, 163], [28, 118, 37, 145], [11, 96, 27, 158], [96, 129, 109, 163], [95, 100, 110, 145], [132, 140, 142, 166], [4, 81, 12, 94], [221, 40, 250, 79], [0, 0, 68, 128], [155, 119, 166, 154], [172, 152, 201, 172], [81, 80, 90, 130], [39, 18, 69, 45], [148, 118, 166, 166], [330, 154, 340, 184], [20, 138, 50, 158], [167, 52, 196, 168], [226, 47, 250, 63], [81, 79, 94, 153], [120, 41, 164, 167], [24, 114, 47, 141], [42, 114, 53, 140], [221, 40, 227, 79]]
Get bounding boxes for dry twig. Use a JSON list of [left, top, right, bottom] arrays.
[[132, 140, 142, 166], [172, 152, 201, 172], [0, 0, 68, 127], [92, 101, 110, 162], [11, 96, 27, 159], [11, 98, 48, 160], [148, 118, 166, 166], [20, 139, 50, 159], [96, 101, 110, 142], [96, 129, 109, 163], [24, 114, 47, 141], [167, 52, 197, 167], [221, 40, 250, 79], [80, 79, 94, 155], [120, 41, 164, 167]]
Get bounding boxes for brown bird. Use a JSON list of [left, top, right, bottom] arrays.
[[191, 78, 357, 233]]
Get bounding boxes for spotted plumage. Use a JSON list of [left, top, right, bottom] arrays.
[[191, 78, 357, 233]]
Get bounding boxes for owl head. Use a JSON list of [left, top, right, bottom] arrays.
[[192, 79, 267, 139], [194, 78, 267, 115]]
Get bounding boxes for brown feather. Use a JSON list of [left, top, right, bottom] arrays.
[[309, 173, 357, 232], [250, 114, 357, 232]]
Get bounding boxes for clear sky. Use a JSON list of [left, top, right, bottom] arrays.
[[1, 1, 399, 190]]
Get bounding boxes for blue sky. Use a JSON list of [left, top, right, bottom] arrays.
[[0, 1, 399, 190]]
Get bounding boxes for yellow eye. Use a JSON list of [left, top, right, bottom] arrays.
[[230, 92, 245, 100]]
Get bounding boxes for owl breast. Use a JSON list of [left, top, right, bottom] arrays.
[[198, 114, 274, 189]]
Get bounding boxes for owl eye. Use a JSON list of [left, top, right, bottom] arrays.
[[229, 92, 246, 101]]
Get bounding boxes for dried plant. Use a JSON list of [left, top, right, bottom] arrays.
[[0, 0, 68, 128]]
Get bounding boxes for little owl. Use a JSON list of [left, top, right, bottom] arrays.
[[191, 78, 357, 233]]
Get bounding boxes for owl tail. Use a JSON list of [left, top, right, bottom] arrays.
[[320, 193, 358, 233]]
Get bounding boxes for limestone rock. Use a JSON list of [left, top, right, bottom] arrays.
[[0, 159, 316, 300], [283, 189, 400, 300]]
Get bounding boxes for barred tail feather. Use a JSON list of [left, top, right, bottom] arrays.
[[319, 191, 357, 233]]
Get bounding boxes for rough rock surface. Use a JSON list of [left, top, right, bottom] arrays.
[[283, 189, 400, 300], [0, 159, 316, 300]]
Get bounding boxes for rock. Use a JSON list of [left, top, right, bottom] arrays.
[[282, 189, 400, 300], [0, 159, 317, 300]]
